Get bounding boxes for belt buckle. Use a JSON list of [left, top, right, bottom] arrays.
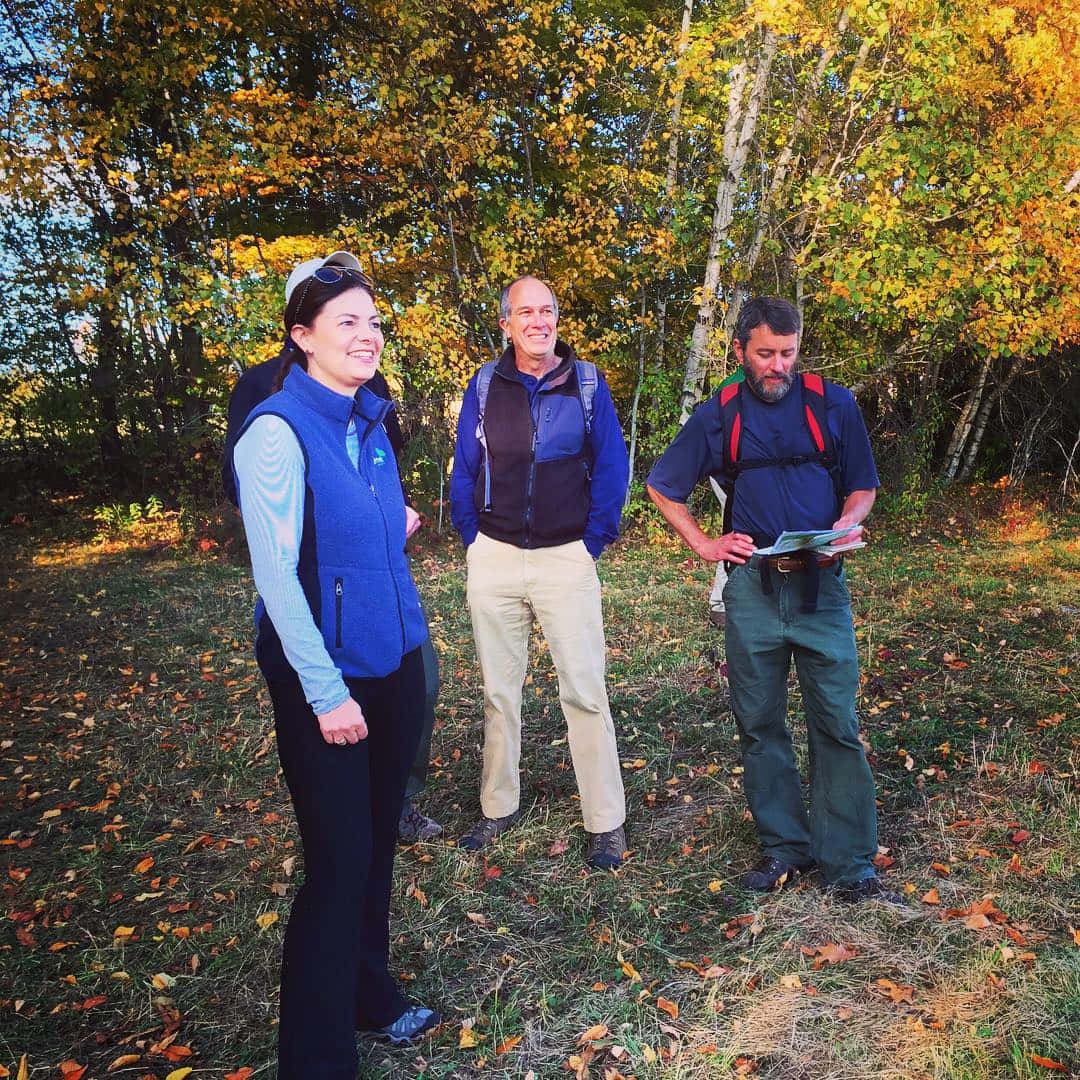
[[775, 556, 794, 574]]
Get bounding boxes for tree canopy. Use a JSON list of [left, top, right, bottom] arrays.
[[1, 0, 1077, 516]]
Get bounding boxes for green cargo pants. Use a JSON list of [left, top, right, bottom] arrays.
[[723, 558, 877, 885]]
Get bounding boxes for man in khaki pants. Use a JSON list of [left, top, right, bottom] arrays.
[[449, 276, 629, 868]]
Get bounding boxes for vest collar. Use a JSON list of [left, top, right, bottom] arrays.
[[497, 339, 578, 389], [283, 365, 393, 428]]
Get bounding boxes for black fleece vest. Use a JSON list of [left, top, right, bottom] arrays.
[[475, 349, 592, 548]]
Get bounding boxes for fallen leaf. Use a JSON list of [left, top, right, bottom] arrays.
[[548, 837, 569, 856], [496, 1035, 522, 1054], [255, 912, 278, 931], [1010, 830, 1031, 843], [590, 981, 607, 991], [164, 1069, 193, 1080], [58, 1063, 87, 1080], [224, 1071, 255, 1080], [810, 943, 857, 969], [577, 1024, 609, 1045], [151, 973, 176, 990], [620, 960, 641, 982], [964, 913, 992, 930], [161, 1045, 192, 1063], [1030, 1054, 1067, 1071], [656, 997, 679, 1019], [642, 1045, 657, 1064], [459, 1025, 479, 1049], [108, 1056, 141, 1071], [1070, 926, 1080, 947], [875, 979, 915, 1003], [112, 926, 136, 939], [17, 1058, 27, 1080], [922, 888, 941, 905], [135, 856, 155, 874], [779, 974, 803, 989], [836, 1007, 854, 1021]]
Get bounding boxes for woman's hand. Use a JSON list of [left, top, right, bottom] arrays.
[[405, 506, 421, 540], [317, 697, 369, 746]]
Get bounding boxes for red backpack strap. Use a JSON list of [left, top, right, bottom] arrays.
[[718, 381, 742, 471], [799, 372, 830, 455]]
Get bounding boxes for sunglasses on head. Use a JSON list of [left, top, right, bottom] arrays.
[[293, 264, 375, 312]]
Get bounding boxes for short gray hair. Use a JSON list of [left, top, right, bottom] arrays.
[[499, 276, 559, 322]]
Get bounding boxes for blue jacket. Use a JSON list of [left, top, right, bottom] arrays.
[[238, 367, 428, 684], [450, 342, 628, 558]]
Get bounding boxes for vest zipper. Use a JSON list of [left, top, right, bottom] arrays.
[[523, 423, 538, 546], [334, 578, 343, 648]]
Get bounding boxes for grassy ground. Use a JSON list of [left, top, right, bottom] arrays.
[[1, 493, 1077, 1079]]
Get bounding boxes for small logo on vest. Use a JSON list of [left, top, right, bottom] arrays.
[[372, 447, 387, 467]]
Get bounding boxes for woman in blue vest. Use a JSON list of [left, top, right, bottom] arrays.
[[231, 253, 439, 1078]]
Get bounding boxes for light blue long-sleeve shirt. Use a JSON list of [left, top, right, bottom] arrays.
[[234, 413, 362, 714]]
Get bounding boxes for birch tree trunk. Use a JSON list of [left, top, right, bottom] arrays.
[[942, 353, 993, 481], [679, 31, 777, 421], [957, 354, 1027, 481], [654, 0, 694, 376], [717, 12, 850, 360]]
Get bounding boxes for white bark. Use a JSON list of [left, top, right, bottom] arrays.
[[655, 0, 695, 376], [943, 353, 992, 481], [679, 31, 777, 421]]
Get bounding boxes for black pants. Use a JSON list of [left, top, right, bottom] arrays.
[[404, 633, 440, 800], [268, 647, 425, 1080]]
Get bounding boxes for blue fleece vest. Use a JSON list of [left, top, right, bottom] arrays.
[[240, 367, 428, 681]]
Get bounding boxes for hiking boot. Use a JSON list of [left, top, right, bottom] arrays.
[[742, 856, 812, 892], [377, 1005, 440, 1044], [709, 607, 727, 629], [398, 800, 443, 843], [830, 875, 906, 907], [458, 811, 521, 851], [586, 825, 627, 869]]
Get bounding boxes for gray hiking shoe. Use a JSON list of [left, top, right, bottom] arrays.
[[458, 810, 521, 851], [586, 825, 627, 869], [398, 800, 443, 843]]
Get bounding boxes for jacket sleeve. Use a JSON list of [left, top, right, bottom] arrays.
[[449, 375, 482, 546], [583, 374, 629, 558], [234, 415, 350, 715], [223, 360, 278, 507]]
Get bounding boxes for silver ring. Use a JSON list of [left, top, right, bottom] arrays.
[[334, 736, 347, 745]]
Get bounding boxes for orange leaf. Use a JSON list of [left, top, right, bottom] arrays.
[[135, 856, 155, 874], [931, 862, 951, 875], [59, 1063, 87, 1080], [1030, 1054, 1067, 1071], [1010, 830, 1030, 843], [620, 961, 641, 982], [875, 979, 915, 1003], [1070, 926, 1080, 947], [657, 997, 679, 1020], [108, 1056, 141, 1071], [16, 1057, 27, 1080], [224, 1071, 254, 1080], [590, 981, 607, 991], [495, 1035, 522, 1054], [577, 1024, 609, 1045], [161, 1045, 192, 1062], [922, 888, 941, 905], [810, 943, 857, 969]]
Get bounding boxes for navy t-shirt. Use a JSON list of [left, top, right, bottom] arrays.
[[647, 377, 879, 546]]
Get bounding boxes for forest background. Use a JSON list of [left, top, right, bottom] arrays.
[[1, 0, 1078, 528]]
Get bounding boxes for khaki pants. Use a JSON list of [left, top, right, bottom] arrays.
[[465, 532, 625, 833]]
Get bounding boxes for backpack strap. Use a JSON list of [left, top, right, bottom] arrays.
[[574, 359, 598, 437], [474, 360, 497, 513]]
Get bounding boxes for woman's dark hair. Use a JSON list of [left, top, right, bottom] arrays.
[[272, 270, 377, 391]]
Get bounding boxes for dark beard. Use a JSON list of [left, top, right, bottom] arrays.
[[744, 364, 796, 402]]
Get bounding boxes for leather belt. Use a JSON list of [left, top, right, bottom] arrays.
[[766, 552, 843, 573]]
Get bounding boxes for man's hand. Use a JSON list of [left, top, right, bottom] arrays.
[[648, 485, 756, 564], [830, 489, 876, 544], [829, 521, 865, 545], [695, 531, 756, 564], [405, 506, 422, 540], [317, 697, 369, 745]]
